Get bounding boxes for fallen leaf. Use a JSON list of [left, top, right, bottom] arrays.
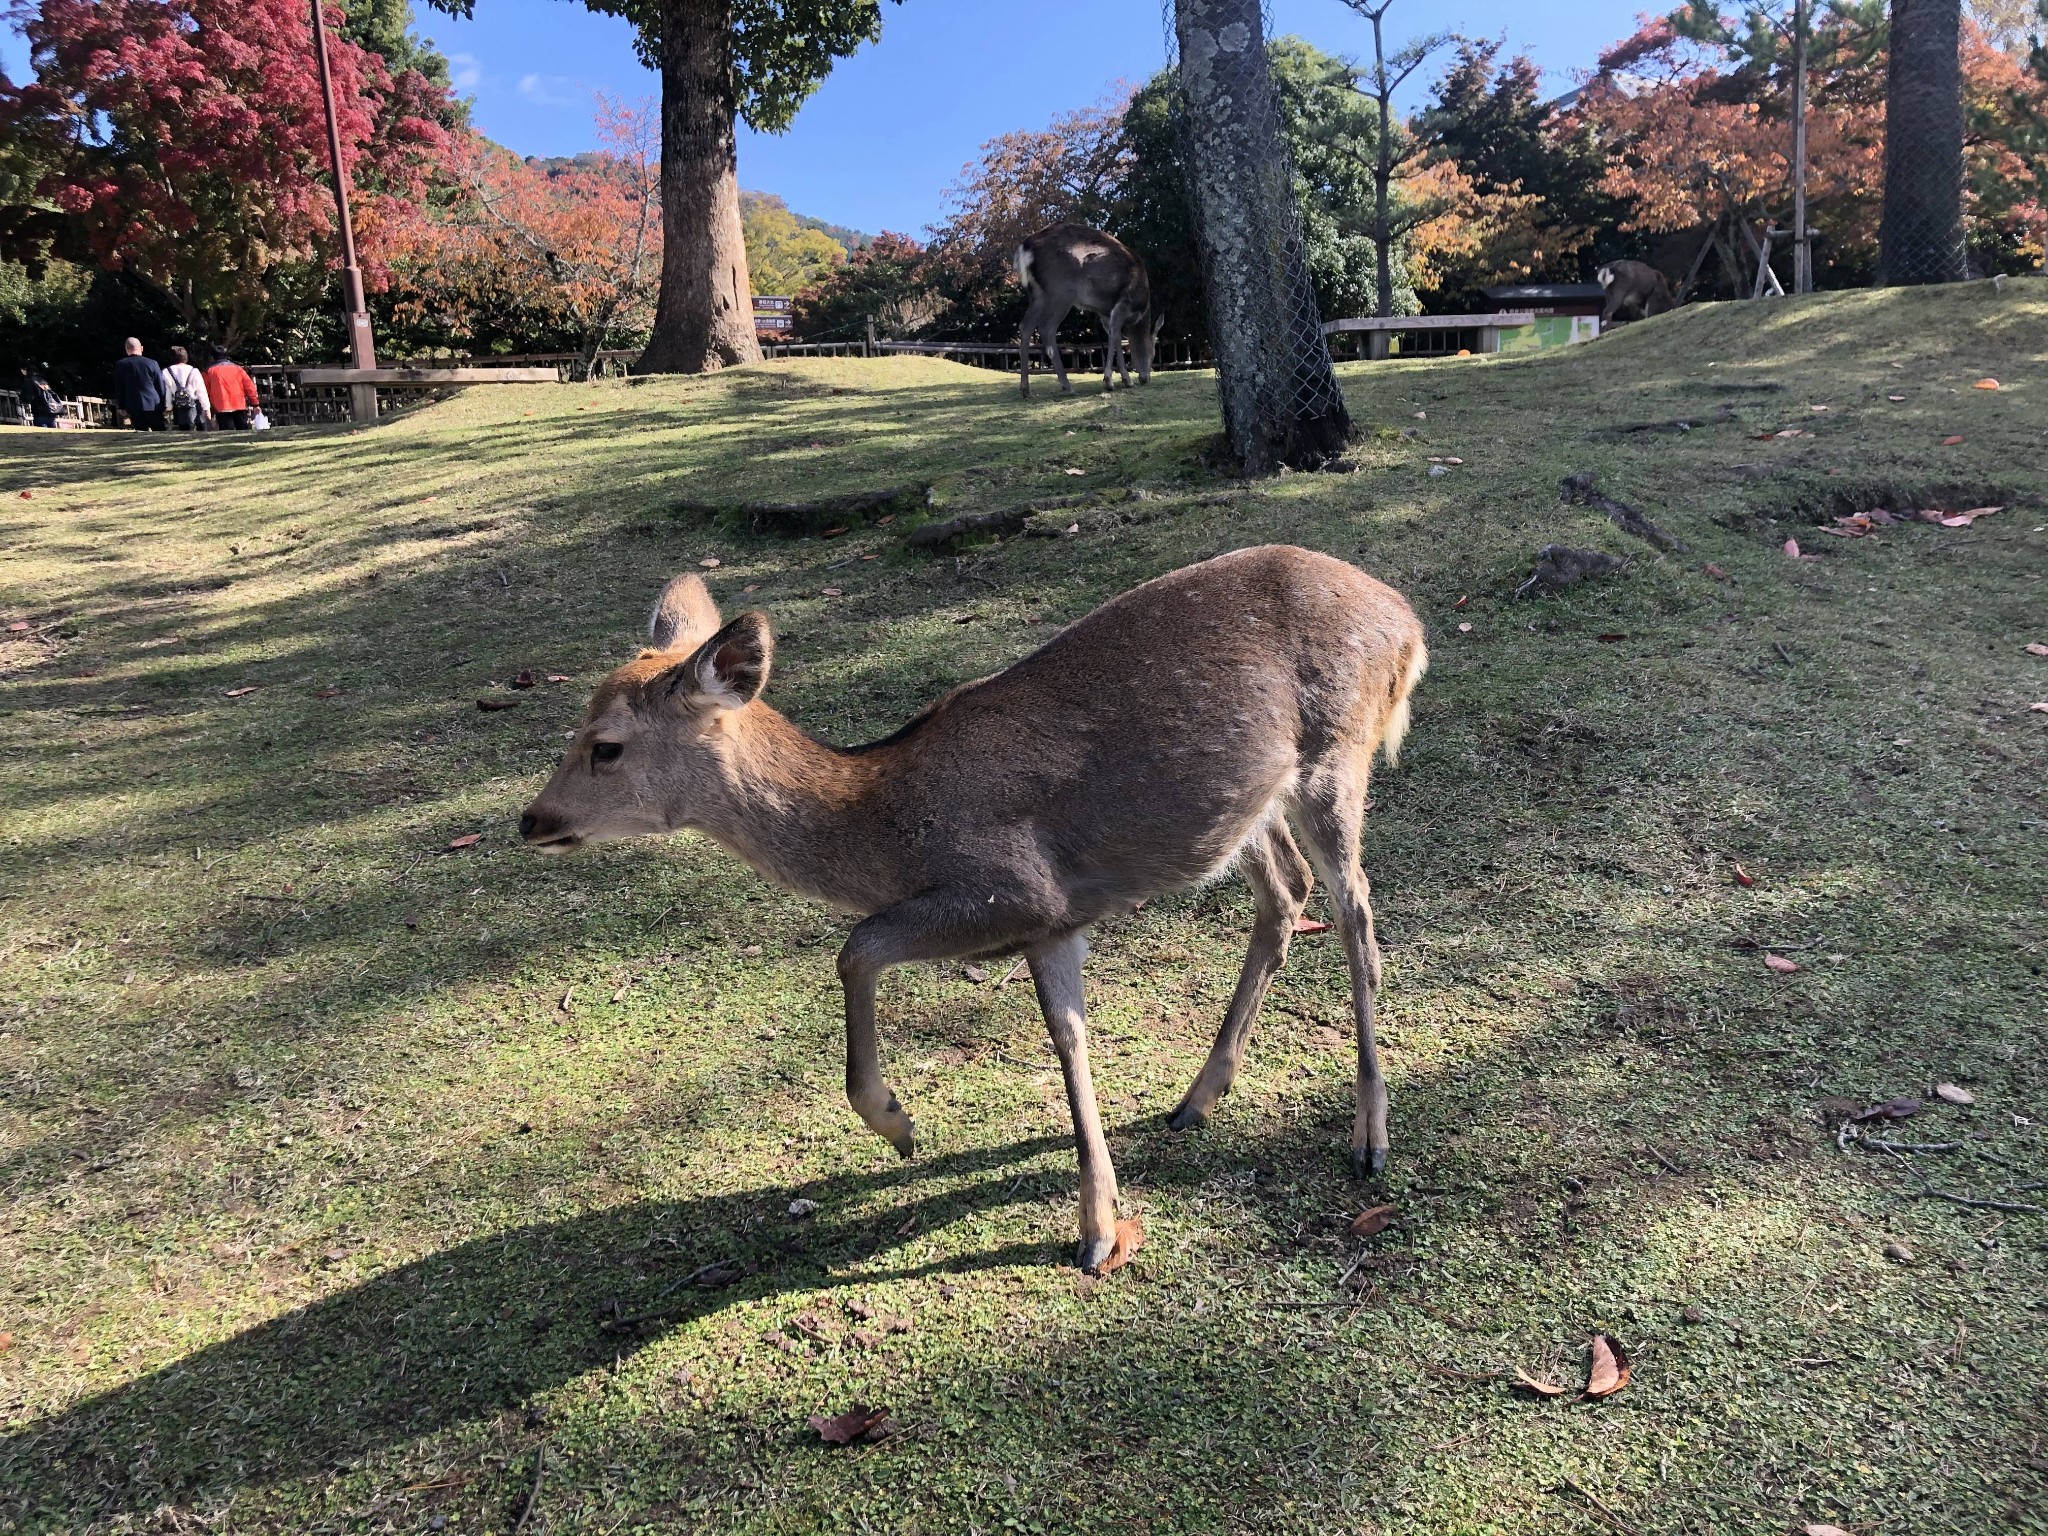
[[402, 915, 421, 930], [2032, 702, 2048, 714], [223, 685, 259, 698], [1883, 1240, 1914, 1264], [808, 1404, 891, 1445], [1349, 1203, 1397, 1237], [962, 965, 988, 983], [1513, 1367, 1567, 1397], [740, 944, 762, 957], [1764, 953, 1802, 973], [1940, 434, 1964, 446], [788, 1197, 819, 1218], [1939, 505, 2002, 527], [1864, 507, 1897, 524], [1803, 1524, 1856, 1536], [876, 514, 896, 526], [1085, 1216, 1144, 1277], [546, 673, 573, 683], [1782, 538, 1802, 559], [1063, 467, 1085, 476], [1452, 593, 1469, 608], [1681, 1305, 1704, 1324], [1887, 393, 1906, 401], [820, 526, 849, 537], [1445, 456, 1464, 465], [446, 833, 483, 851], [1412, 410, 1426, 419], [1596, 633, 1628, 643], [952, 614, 982, 625], [698, 556, 722, 568], [509, 669, 536, 689], [1064, 522, 1080, 534], [1292, 916, 1332, 935], [2025, 643, 2048, 657], [17, 490, 28, 499], [1702, 563, 1729, 579], [315, 687, 342, 698], [1934, 1083, 1975, 1106], [1973, 377, 2000, 390], [1457, 621, 1472, 634], [820, 587, 843, 597], [1733, 862, 1755, 887], [5, 620, 28, 632], [477, 696, 520, 711], [1852, 1097, 1922, 1122], [1583, 1333, 1631, 1398]]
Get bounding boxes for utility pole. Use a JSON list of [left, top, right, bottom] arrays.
[[1790, 0, 1812, 293], [309, 0, 380, 422]]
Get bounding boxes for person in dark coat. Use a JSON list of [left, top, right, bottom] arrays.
[[23, 365, 62, 428], [112, 338, 166, 430]]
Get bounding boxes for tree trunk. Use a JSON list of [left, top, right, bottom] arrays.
[[1172, 0, 1352, 474], [1370, 13, 1395, 318], [638, 0, 761, 374], [1877, 0, 1967, 286]]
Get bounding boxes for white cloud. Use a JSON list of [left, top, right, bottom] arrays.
[[448, 51, 482, 92], [516, 73, 577, 108]]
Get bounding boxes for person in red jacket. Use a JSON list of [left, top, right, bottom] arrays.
[[204, 351, 261, 429]]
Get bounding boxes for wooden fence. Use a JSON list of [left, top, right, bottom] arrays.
[[871, 337, 1212, 374], [0, 390, 118, 429]]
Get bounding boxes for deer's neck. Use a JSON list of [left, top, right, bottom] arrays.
[[686, 706, 907, 913]]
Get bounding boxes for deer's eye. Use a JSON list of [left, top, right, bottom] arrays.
[[591, 741, 624, 764]]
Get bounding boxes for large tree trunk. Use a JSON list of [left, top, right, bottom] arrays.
[[1877, 0, 1967, 285], [638, 0, 760, 373], [1172, 0, 1351, 474]]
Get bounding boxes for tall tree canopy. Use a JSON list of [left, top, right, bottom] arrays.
[[426, 0, 900, 371]]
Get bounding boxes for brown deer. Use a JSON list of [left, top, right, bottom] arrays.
[[520, 546, 1427, 1271], [1014, 222, 1162, 398], [1597, 259, 1677, 324]]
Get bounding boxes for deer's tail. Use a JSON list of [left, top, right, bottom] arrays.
[[1596, 264, 1616, 290], [1012, 243, 1035, 289], [1379, 636, 1429, 768]]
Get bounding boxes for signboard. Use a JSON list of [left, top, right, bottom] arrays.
[[752, 296, 793, 312], [754, 314, 793, 332]]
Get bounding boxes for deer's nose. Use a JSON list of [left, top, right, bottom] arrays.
[[519, 811, 539, 840]]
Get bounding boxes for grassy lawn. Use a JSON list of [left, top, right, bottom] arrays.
[[2, 281, 2045, 1535]]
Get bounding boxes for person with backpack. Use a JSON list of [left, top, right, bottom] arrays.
[[112, 338, 166, 430], [203, 350, 261, 430], [22, 365, 62, 428], [162, 346, 212, 432]]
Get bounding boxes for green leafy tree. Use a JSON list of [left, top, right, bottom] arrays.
[[740, 192, 847, 296], [431, 0, 900, 372]]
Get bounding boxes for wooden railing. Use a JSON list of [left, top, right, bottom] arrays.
[[0, 390, 119, 429]]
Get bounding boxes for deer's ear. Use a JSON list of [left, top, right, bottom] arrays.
[[667, 612, 772, 712], [1151, 310, 1166, 339], [648, 573, 722, 653]]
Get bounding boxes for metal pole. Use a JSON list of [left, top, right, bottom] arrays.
[[1790, 0, 1812, 294], [310, 0, 379, 420]]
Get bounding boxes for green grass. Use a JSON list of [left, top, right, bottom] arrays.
[[2, 281, 2045, 1535]]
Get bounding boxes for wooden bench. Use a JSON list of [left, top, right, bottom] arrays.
[[1321, 312, 1537, 360]]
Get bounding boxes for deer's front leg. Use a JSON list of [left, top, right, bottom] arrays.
[[836, 939, 916, 1159], [1027, 930, 1120, 1271]]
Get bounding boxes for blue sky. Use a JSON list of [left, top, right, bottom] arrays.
[[5, 0, 1652, 235]]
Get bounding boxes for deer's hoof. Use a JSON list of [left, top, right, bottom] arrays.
[[1076, 1233, 1116, 1273], [1166, 1100, 1209, 1133], [1349, 1144, 1388, 1180]]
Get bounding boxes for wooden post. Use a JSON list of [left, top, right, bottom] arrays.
[[1367, 330, 1390, 361], [1790, 0, 1812, 294], [1478, 325, 1502, 353]]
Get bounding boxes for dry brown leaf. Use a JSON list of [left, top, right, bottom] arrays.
[[1940, 506, 2002, 527], [820, 587, 844, 597], [1940, 434, 1965, 446], [1803, 1524, 1855, 1536], [2026, 643, 2048, 657], [808, 1403, 891, 1445], [1852, 1097, 1922, 1122], [315, 687, 342, 698], [4, 620, 27, 632], [962, 965, 987, 983], [698, 556, 722, 568], [223, 685, 259, 698], [1764, 953, 1802, 973], [1702, 562, 1729, 580], [1864, 508, 1897, 524], [1513, 1367, 1567, 1397], [0, 1330, 12, 1353], [1085, 1217, 1145, 1277], [1583, 1333, 1631, 1398], [1934, 1083, 1975, 1105], [1596, 633, 1628, 643], [1350, 1203, 1397, 1237], [821, 526, 850, 537], [2033, 702, 2048, 714], [1883, 1240, 1914, 1264], [1457, 621, 1472, 634], [546, 673, 573, 682], [446, 833, 484, 851], [509, 669, 536, 689], [1292, 916, 1332, 934], [1453, 593, 1469, 608], [1733, 862, 1755, 888], [476, 696, 520, 711], [1782, 537, 1803, 559], [1973, 378, 2001, 390]]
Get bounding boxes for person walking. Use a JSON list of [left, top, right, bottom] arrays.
[[22, 365, 62, 428], [204, 350, 261, 430], [112, 338, 166, 431], [163, 346, 212, 431]]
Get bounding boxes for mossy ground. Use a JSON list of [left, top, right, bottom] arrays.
[[2, 282, 2045, 1535]]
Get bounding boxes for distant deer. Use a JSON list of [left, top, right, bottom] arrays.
[[1597, 260, 1677, 324], [521, 547, 1427, 1272], [1014, 222, 1163, 398]]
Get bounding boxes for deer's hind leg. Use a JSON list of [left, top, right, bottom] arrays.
[[1167, 819, 1314, 1132], [1289, 775, 1390, 1178], [1102, 303, 1129, 391]]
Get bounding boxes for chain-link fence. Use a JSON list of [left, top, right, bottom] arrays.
[[1162, 0, 1350, 471]]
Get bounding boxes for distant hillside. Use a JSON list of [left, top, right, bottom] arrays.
[[741, 190, 871, 253]]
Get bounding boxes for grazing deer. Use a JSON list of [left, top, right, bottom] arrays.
[[520, 546, 1427, 1271], [1597, 260, 1677, 324], [1014, 222, 1163, 398]]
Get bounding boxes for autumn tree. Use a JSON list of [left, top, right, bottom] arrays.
[[431, 0, 901, 373], [789, 230, 934, 340], [0, 0, 452, 350], [386, 97, 662, 371], [740, 193, 848, 296]]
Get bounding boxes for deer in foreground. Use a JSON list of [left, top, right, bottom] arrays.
[[1014, 222, 1163, 398], [521, 546, 1427, 1271], [1597, 259, 1677, 324]]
